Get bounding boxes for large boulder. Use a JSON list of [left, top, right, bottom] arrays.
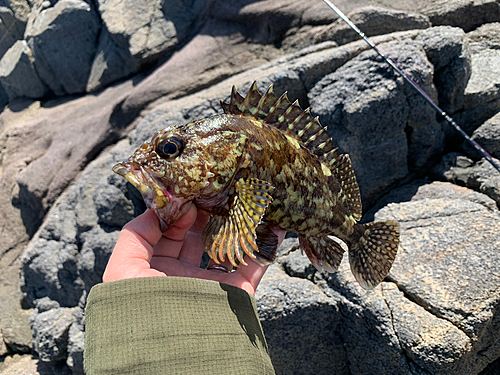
[[0, 0, 30, 57], [457, 23, 500, 133], [87, 0, 211, 92], [25, 0, 101, 96], [0, 40, 47, 100]]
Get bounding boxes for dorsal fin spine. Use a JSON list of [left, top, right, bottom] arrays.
[[304, 126, 327, 146], [288, 108, 309, 133], [297, 117, 318, 138], [313, 137, 333, 154], [257, 86, 274, 116]]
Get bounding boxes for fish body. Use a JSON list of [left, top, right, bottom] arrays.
[[113, 82, 400, 289]]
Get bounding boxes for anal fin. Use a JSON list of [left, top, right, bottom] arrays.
[[300, 235, 346, 273]]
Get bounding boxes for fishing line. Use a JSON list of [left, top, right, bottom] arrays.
[[321, 0, 500, 173]]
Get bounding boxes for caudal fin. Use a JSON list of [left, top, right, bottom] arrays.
[[348, 221, 400, 289]]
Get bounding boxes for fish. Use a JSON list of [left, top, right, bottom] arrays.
[[112, 81, 400, 289]]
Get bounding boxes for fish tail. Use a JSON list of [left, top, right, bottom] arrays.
[[348, 221, 400, 289]]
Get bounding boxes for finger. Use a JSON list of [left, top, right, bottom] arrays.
[[103, 209, 162, 282], [153, 203, 197, 258], [178, 209, 210, 265], [162, 203, 197, 242]]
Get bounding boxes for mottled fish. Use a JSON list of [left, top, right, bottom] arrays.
[[113, 82, 400, 289]]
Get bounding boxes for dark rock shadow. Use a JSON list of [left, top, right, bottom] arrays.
[[259, 303, 349, 375]]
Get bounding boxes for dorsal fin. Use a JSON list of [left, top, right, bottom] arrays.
[[221, 81, 337, 159], [221, 81, 362, 220], [329, 154, 362, 221]]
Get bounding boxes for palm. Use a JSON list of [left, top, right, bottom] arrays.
[[103, 205, 283, 295]]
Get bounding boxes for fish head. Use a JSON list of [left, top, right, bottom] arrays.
[[112, 118, 248, 229]]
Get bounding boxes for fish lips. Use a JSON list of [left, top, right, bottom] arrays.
[[112, 162, 171, 210], [112, 161, 193, 232]]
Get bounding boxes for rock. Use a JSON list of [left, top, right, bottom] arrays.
[[89, 0, 210, 92], [458, 23, 500, 132], [421, 0, 500, 32], [66, 308, 85, 374], [316, 6, 430, 46], [416, 26, 471, 114], [86, 28, 136, 93], [0, 40, 47, 100], [256, 265, 350, 375], [5, 79, 134, 236], [461, 111, 500, 160], [25, 0, 101, 96], [0, 331, 7, 356], [0, 354, 39, 375], [30, 307, 79, 362], [430, 152, 500, 205], [0, 1, 29, 58], [377, 185, 500, 374]]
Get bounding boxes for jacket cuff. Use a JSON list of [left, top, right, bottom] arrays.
[[84, 276, 274, 375]]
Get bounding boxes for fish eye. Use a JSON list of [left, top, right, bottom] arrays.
[[156, 137, 184, 159]]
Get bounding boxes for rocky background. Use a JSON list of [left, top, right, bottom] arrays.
[[1, 0, 500, 374]]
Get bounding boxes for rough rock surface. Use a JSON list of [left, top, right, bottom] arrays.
[[457, 22, 500, 133], [1, 1, 500, 374]]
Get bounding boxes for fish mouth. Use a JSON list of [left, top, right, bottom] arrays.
[[112, 162, 171, 210]]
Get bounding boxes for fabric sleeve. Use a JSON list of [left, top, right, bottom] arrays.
[[83, 276, 275, 375]]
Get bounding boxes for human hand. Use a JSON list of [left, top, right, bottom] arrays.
[[102, 204, 286, 295]]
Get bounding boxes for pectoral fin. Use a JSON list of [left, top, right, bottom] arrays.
[[202, 178, 274, 267]]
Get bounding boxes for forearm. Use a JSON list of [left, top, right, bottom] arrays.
[[84, 277, 275, 375]]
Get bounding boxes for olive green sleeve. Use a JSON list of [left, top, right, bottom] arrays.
[[84, 277, 275, 375]]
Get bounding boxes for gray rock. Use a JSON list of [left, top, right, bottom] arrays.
[[91, 0, 209, 88], [462, 111, 500, 160], [416, 26, 471, 114], [0, 40, 47, 100], [0, 331, 7, 356], [9, 78, 134, 236], [25, 0, 101, 96], [421, 0, 500, 32], [30, 307, 78, 362], [376, 187, 500, 374], [458, 23, 500, 132], [86, 28, 136, 93], [256, 265, 350, 375], [0, 82, 7, 108], [0, 0, 30, 57], [316, 5, 430, 46], [430, 152, 500, 205], [66, 308, 85, 375]]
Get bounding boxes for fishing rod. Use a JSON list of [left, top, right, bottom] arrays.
[[321, 0, 500, 173]]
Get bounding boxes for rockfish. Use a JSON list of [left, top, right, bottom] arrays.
[[113, 82, 400, 289]]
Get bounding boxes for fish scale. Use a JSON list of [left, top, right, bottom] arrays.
[[113, 81, 400, 289]]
